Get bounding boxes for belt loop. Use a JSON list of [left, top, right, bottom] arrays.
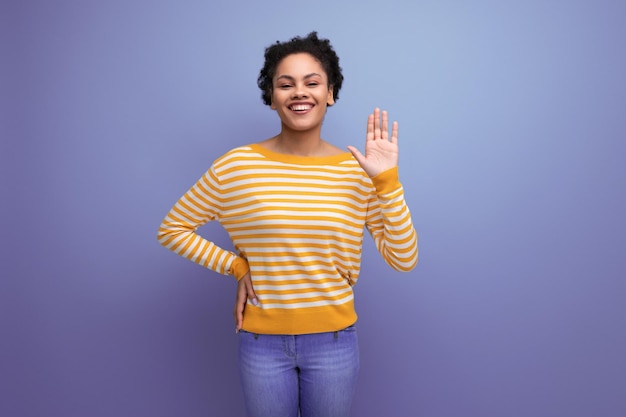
[[334, 331, 338, 339], [254, 333, 259, 340]]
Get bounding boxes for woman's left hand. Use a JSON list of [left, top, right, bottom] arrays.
[[347, 108, 399, 177]]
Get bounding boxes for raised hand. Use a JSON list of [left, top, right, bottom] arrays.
[[347, 108, 399, 177]]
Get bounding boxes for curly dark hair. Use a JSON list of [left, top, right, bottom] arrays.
[[257, 31, 344, 106]]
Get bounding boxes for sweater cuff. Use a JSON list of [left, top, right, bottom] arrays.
[[230, 257, 250, 281], [371, 167, 400, 196]]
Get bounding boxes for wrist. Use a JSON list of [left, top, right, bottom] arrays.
[[371, 167, 400, 195]]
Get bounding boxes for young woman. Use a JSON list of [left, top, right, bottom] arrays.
[[158, 32, 418, 417]]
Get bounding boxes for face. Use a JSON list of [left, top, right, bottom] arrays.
[[270, 53, 335, 133]]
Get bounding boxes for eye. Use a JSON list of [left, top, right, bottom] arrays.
[[279, 84, 292, 89], [307, 82, 319, 87]]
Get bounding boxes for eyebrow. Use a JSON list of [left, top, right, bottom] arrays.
[[275, 73, 323, 82]]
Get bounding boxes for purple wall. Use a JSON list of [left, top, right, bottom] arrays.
[[3, 1, 625, 416]]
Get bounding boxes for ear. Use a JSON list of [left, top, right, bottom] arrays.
[[327, 85, 335, 107]]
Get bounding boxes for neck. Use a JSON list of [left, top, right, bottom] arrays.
[[274, 125, 324, 156]]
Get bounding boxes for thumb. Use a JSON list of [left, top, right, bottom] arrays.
[[347, 146, 365, 165]]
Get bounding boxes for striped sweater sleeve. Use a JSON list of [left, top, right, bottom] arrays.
[[157, 165, 249, 280], [366, 167, 418, 272]]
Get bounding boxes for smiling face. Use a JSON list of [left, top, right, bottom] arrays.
[[270, 53, 335, 134]]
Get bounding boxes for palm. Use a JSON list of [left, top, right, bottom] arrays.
[[347, 108, 399, 177]]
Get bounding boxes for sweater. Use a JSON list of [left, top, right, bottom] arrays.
[[157, 144, 418, 334]]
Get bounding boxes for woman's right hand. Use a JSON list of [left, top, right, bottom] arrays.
[[234, 272, 258, 333]]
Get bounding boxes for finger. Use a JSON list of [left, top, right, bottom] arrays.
[[235, 294, 244, 332], [373, 108, 381, 140], [366, 113, 374, 142], [234, 278, 248, 332], [391, 121, 398, 144], [246, 280, 259, 306], [381, 110, 389, 141]]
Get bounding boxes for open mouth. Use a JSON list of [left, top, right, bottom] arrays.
[[289, 104, 314, 113]]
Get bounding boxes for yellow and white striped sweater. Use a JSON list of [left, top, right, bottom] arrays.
[[158, 144, 418, 334]]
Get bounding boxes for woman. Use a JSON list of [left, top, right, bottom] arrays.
[[158, 32, 418, 417]]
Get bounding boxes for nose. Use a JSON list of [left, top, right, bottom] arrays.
[[293, 83, 308, 98]]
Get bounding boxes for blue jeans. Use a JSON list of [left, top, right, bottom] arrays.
[[237, 326, 360, 417]]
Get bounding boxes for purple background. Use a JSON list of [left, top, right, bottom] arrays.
[[3, 1, 625, 416]]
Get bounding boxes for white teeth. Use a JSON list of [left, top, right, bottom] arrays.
[[290, 104, 312, 111]]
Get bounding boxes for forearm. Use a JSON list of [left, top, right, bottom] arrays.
[[157, 169, 249, 279], [157, 213, 248, 279], [368, 168, 419, 271]]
